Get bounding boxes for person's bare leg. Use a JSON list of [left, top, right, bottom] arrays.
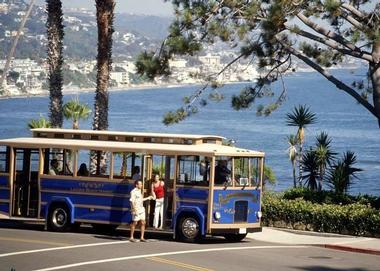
[[140, 220, 146, 241], [130, 221, 137, 240]]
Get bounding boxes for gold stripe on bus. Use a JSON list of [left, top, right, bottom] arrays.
[[0, 173, 9, 176], [40, 175, 134, 184], [212, 186, 260, 190], [0, 186, 9, 190], [75, 219, 130, 226], [75, 204, 130, 212], [0, 199, 10, 203], [175, 185, 209, 190], [210, 222, 260, 229], [40, 189, 130, 198], [175, 197, 208, 204]]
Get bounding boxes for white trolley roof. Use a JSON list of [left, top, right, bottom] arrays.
[[0, 137, 265, 157]]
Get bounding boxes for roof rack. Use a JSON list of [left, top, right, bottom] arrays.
[[31, 128, 225, 145]]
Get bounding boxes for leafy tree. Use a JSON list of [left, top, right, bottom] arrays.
[[46, 0, 64, 127], [287, 134, 298, 188], [28, 115, 52, 129], [135, 0, 380, 126], [63, 98, 92, 129], [286, 105, 317, 182], [327, 151, 362, 194]]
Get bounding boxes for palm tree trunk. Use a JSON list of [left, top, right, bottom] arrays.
[[92, 0, 115, 131], [91, 0, 115, 173], [292, 163, 297, 188], [46, 0, 64, 128], [73, 120, 79, 129], [298, 143, 303, 186], [0, 0, 35, 94]]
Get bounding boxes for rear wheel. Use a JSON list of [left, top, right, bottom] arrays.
[[224, 233, 247, 242], [48, 204, 71, 232], [177, 216, 200, 243]]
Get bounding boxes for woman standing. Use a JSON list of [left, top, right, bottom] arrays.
[[151, 174, 165, 230]]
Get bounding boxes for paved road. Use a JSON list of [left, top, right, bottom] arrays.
[[0, 220, 378, 271]]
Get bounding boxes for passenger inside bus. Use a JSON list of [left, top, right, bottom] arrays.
[[132, 166, 141, 181], [49, 159, 60, 175], [77, 163, 89, 176], [214, 160, 231, 185]]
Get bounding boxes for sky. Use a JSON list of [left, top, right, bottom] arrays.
[[35, 0, 174, 17]]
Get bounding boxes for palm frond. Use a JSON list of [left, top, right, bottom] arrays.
[[286, 105, 317, 128]]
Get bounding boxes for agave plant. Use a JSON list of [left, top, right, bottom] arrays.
[[315, 131, 336, 190], [301, 149, 320, 191], [286, 105, 317, 183], [327, 151, 362, 194], [63, 98, 92, 129], [287, 134, 298, 188]]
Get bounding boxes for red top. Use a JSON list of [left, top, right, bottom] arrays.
[[153, 182, 165, 199]]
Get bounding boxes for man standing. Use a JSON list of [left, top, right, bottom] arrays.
[[129, 180, 152, 242]]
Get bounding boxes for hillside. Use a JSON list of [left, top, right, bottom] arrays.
[[0, 0, 171, 60]]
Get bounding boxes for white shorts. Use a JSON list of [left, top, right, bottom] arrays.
[[132, 209, 146, 222]]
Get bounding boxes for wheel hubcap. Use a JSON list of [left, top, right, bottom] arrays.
[[182, 218, 198, 239], [52, 208, 67, 228]]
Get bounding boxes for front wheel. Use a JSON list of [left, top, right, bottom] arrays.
[[177, 216, 200, 243], [48, 205, 71, 232], [224, 233, 247, 242]]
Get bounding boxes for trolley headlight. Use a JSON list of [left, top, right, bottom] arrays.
[[256, 211, 262, 219], [214, 211, 221, 220]]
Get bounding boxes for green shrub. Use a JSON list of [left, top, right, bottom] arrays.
[[262, 193, 380, 237], [282, 187, 380, 209]]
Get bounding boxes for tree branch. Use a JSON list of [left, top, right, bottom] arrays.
[[286, 25, 373, 62], [341, 3, 366, 19], [279, 40, 379, 120], [296, 13, 362, 53], [340, 10, 366, 30]]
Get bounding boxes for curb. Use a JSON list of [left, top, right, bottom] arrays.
[[267, 227, 357, 238], [316, 244, 380, 256]]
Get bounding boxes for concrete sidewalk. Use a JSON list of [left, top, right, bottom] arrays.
[[248, 227, 380, 256]]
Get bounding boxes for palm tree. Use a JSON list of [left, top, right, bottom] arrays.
[[28, 115, 52, 129], [92, 0, 115, 131], [327, 151, 362, 194], [63, 98, 92, 129], [46, 0, 65, 127], [91, 0, 115, 174], [287, 134, 298, 188], [286, 105, 317, 185], [315, 132, 336, 190], [301, 149, 320, 191]]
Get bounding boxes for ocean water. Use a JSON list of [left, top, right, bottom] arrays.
[[0, 69, 379, 195]]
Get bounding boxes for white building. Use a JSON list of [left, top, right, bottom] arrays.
[[169, 58, 187, 69], [110, 71, 129, 86], [199, 54, 221, 67]]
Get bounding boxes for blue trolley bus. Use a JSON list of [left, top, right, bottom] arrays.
[[0, 128, 264, 242]]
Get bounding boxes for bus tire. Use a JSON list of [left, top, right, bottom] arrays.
[[223, 233, 247, 242], [48, 204, 71, 232], [177, 216, 200, 243], [92, 224, 118, 234]]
